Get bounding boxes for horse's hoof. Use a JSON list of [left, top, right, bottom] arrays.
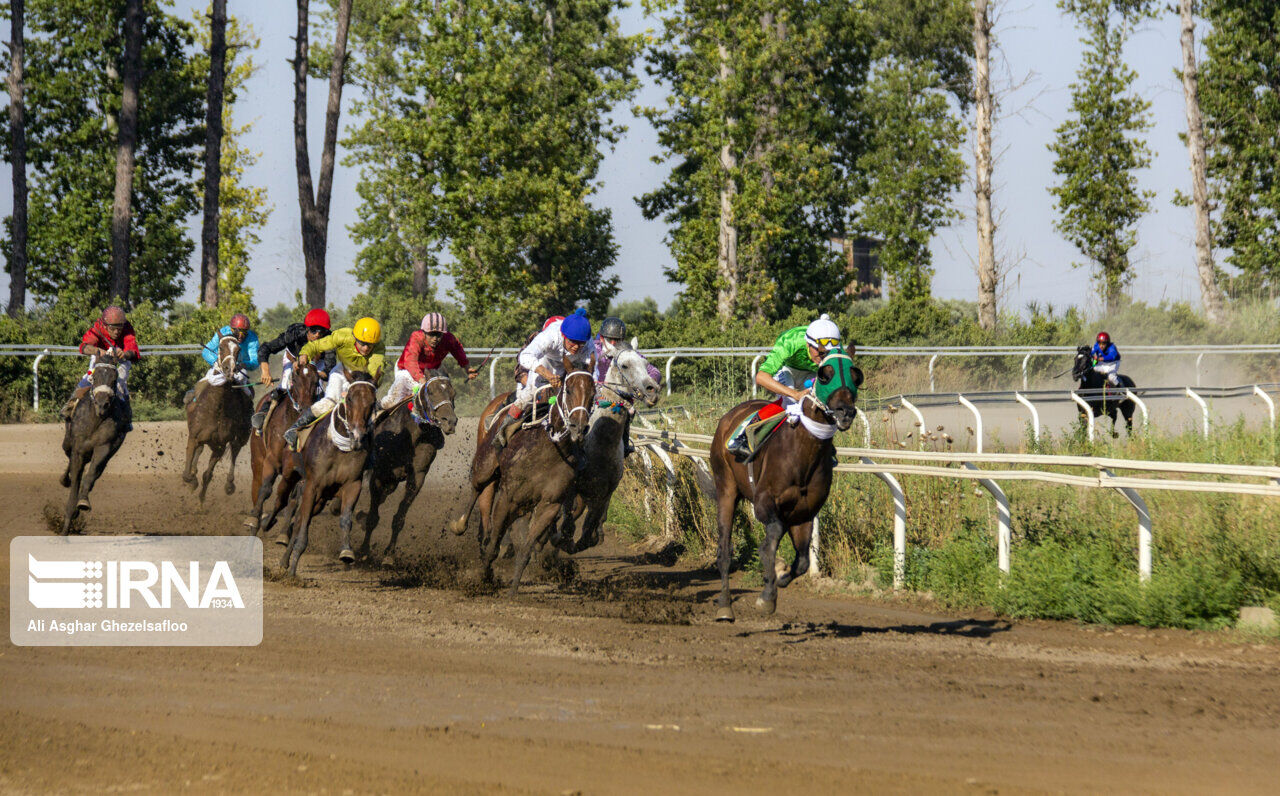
[[76, 498, 91, 512], [381, 555, 396, 569], [59, 473, 70, 488], [715, 605, 736, 623], [273, 533, 289, 547], [754, 597, 776, 616], [225, 482, 236, 495], [339, 548, 356, 564], [448, 517, 467, 535], [242, 517, 259, 531]]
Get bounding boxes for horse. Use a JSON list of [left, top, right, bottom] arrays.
[[708, 352, 861, 622], [182, 334, 253, 502], [281, 371, 378, 577], [244, 358, 322, 535], [554, 339, 661, 553], [1071, 345, 1137, 436], [59, 355, 130, 534], [450, 357, 595, 594], [356, 370, 459, 566]]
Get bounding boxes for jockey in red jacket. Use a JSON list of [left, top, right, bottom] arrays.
[[380, 312, 479, 411], [62, 305, 141, 424]]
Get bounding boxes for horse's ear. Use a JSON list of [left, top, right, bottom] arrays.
[[562, 355, 574, 374], [851, 366, 864, 387], [588, 353, 597, 374], [630, 336, 639, 351], [818, 364, 835, 384]]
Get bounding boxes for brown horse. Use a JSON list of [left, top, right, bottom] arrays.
[[59, 355, 130, 534], [281, 372, 378, 576], [451, 358, 594, 594], [183, 334, 253, 502], [357, 371, 459, 565], [245, 359, 322, 535], [709, 363, 860, 622]]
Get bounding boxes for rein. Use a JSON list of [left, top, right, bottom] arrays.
[[412, 374, 453, 424], [547, 370, 593, 443], [218, 335, 240, 378], [330, 380, 375, 452]]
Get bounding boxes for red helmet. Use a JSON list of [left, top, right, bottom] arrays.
[[229, 313, 250, 331], [303, 308, 331, 330], [1096, 331, 1111, 345], [102, 306, 126, 325]]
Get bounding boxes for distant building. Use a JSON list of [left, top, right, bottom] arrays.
[[831, 236, 881, 299]]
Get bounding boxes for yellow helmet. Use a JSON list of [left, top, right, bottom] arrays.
[[352, 317, 382, 345]]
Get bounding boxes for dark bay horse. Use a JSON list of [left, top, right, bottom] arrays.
[[555, 341, 661, 553], [183, 334, 253, 502], [245, 359, 322, 535], [59, 355, 130, 534], [357, 370, 459, 566], [1072, 345, 1137, 436], [282, 372, 378, 577], [451, 358, 595, 594], [709, 353, 860, 622]]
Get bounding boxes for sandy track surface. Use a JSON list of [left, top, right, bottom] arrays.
[[2, 421, 1278, 794]]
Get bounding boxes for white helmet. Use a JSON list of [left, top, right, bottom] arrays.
[[804, 314, 841, 350]]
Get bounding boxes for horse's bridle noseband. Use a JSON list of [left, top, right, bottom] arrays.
[[413, 374, 454, 423], [549, 370, 594, 441], [91, 359, 119, 399], [333, 379, 376, 443], [218, 334, 241, 377]]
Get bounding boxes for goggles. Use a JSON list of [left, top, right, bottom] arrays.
[[812, 337, 840, 349]]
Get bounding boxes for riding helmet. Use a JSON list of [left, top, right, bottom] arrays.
[[560, 309, 591, 343], [1097, 331, 1110, 345], [304, 308, 331, 331], [353, 317, 382, 345], [102, 306, 127, 325], [599, 316, 626, 340], [804, 314, 842, 350], [229, 313, 250, 331], [421, 312, 447, 333]]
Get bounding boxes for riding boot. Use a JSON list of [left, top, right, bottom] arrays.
[[491, 406, 525, 450], [283, 406, 316, 451], [251, 391, 279, 434], [725, 414, 755, 459], [123, 401, 134, 434], [60, 386, 90, 420]]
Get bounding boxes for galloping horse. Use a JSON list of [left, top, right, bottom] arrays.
[[183, 334, 253, 502], [555, 339, 661, 553], [245, 359, 322, 535], [451, 358, 595, 594], [282, 372, 378, 576], [708, 350, 860, 622], [1072, 345, 1137, 436], [357, 370, 459, 566], [59, 355, 130, 534]]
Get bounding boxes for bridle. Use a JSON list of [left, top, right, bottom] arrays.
[[330, 379, 375, 451], [90, 359, 118, 400], [285, 361, 316, 411], [548, 369, 594, 442], [412, 373, 454, 424], [218, 334, 241, 377]]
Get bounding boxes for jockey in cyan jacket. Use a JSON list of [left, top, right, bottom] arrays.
[[186, 313, 263, 405]]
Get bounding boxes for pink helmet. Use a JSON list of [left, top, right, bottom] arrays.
[[421, 312, 447, 333]]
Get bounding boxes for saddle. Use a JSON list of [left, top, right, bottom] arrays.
[[729, 402, 788, 463]]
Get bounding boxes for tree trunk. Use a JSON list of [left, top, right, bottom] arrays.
[[1178, 0, 1225, 322], [109, 0, 144, 304], [412, 256, 429, 297], [974, 0, 997, 330], [199, 0, 227, 308], [6, 0, 27, 317], [715, 42, 738, 322]]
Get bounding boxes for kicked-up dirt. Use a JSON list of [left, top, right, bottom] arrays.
[[1, 421, 1278, 794]]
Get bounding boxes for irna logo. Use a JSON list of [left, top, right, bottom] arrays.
[[27, 554, 244, 610]]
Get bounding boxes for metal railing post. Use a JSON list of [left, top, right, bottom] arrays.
[[489, 356, 502, 400], [1070, 391, 1095, 442], [1253, 385, 1274, 436], [1124, 389, 1149, 433], [963, 463, 1010, 574], [665, 356, 677, 397], [899, 398, 926, 450], [1103, 468, 1152, 582], [1022, 353, 1031, 391], [33, 348, 49, 411], [749, 354, 763, 398], [809, 512, 821, 577], [856, 408, 872, 448], [928, 354, 939, 393], [1015, 392, 1040, 443], [1195, 352, 1205, 387], [958, 394, 983, 454], [1186, 387, 1209, 438], [861, 456, 906, 590]]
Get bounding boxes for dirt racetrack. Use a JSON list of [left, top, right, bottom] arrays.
[[2, 421, 1279, 794]]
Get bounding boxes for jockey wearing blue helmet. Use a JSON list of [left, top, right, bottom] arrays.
[[493, 308, 594, 449]]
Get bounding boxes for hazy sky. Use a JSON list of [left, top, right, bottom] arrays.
[[0, 2, 1214, 316]]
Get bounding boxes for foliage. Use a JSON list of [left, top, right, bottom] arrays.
[[1048, 0, 1155, 313], [0, 0, 206, 309]]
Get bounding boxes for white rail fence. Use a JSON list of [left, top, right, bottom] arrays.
[[630, 425, 1280, 591]]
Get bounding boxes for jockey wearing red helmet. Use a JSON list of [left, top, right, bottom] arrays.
[[1091, 331, 1122, 387], [62, 306, 141, 424], [251, 308, 336, 432]]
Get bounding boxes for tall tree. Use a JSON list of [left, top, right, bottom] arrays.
[[973, 0, 996, 328], [1198, 0, 1280, 294], [198, 0, 226, 307], [1049, 0, 1154, 314], [108, 0, 144, 303], [6, 0, 27, 316], [293, 0, 352, 308], [1176, 0, 1224, 321], [3, 0, 205, 309]]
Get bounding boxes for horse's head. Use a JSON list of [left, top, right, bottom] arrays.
[[90, 355, 120, 417], [813, 348, 861, 431], [217, 334, 241, 378], [558, 356, 596, 444], [418, 370, 458, 434], [605, 337, 660, 407], [1072, 345, 1091, 382], [291, 359, 321, 406], [339, 372, 378, 450]]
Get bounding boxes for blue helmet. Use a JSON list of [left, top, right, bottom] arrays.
[[560, 309, 591, 343]]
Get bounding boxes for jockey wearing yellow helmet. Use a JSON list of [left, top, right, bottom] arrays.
[[284, 318, 386, 449]]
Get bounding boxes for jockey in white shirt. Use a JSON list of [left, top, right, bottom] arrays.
[[492, 309, 593, 449]]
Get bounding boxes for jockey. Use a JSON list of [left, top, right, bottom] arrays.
[[284, 317, 387, 450], [726, 313, 844, 457], [62, 305, 141, 428], [593, 316, 661, 457], [491, 308, 593, 449], [250, 308, 335, 433], [187, 313, 263, 405], [1091, 331, 1122, 387], [380, 312, 478, 411]]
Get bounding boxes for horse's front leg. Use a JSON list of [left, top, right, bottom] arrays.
[[384, 467, 425, 567], [358, 476, 386, 560], [507, 500, 565, 597], [182, 435, 202, 487], [284, 483, 319, 576], [754, 508, 786, 616], [776, 521, 813, 589], [76, 442, 117, 513], [224, 441, 244, 495], [62, 451, 87, 535], [337, 479, 363, 564], [199, 444, 226, 503], [714, 482, 739, 622]]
